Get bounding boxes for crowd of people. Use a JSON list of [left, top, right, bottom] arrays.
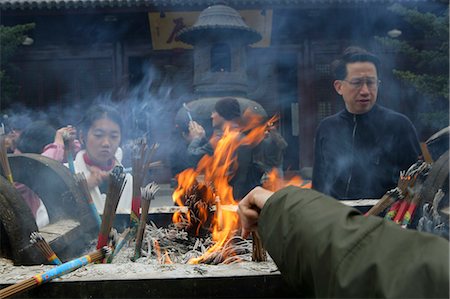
[[1, 45, 448, 297]]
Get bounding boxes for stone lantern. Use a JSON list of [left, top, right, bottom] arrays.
[[174, 4, 267, 134]]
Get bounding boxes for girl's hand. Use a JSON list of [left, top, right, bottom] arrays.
[[55, 126, 77, 146], [86, 166, 109, 189]]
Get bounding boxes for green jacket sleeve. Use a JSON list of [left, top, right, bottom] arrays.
[[258, 186, 449, 298]]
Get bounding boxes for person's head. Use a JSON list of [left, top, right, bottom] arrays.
[[15, 121, 56, 154], [332, 46, 381, 114], [212, 97, 241, 129], [79, 104, 123, 167]]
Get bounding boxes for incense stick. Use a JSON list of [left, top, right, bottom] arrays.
[[132, 182, 160, 261], [0, 247, 109, 299], [0, 134, 14, 183], [62, 131, 75, 174], [251, 231, 267, 262], [74, 173, 102, 227], [30, 232, 62, 265], [96, 166, 127, 251], [365, 187, 403, 216], [183, 102, 193, 122], [130, 139, 159, 227]]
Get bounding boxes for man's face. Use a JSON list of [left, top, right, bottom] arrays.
[[334, 62, 379, 114], [211, 111, 225, 130]]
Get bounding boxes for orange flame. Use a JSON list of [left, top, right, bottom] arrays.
[[262, 168, 312, 192], [153, 239, 161, 261], [163, 250, 173, 264], [172, 111, 280, 264]]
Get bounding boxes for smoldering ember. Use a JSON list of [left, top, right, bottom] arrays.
[[0, 0, 448, 298]]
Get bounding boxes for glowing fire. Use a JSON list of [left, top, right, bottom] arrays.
[[172, 110, 310, 264], [262, 168, 312, 191]]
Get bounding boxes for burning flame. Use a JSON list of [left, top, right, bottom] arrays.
[[262, 168, 312, 191], [172, 111, 310, 264]]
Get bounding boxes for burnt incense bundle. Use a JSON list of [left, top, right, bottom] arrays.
[[132, 182, 160, 261], [0, 247, 110, 299], [74, 173, 102, 227], [251, 231, 267, 262], [130, 138, 159, 226], [96, 166, 127, 251], [0, 134, 13, 183], [132, 182, 159, 261], [30, 232, 62, 265]]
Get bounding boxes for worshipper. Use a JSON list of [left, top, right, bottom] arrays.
[[238, 186, 449, 298], [75, 104, 132, 214], [312, 46, 420, 200]]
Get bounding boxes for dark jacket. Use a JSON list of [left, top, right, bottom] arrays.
[[312, 104, 421, 199], [259, 186, 449, 298]]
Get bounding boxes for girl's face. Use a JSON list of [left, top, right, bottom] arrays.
[[85, 118, 121, 166]]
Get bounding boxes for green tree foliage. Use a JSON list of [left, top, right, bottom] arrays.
[[376, 4, 449, 131], [0, 23, 35, 108]]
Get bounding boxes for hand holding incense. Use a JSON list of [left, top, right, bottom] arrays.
[[133, 182, 160, 261], [30, 232, 62, 265], [0, 247, 110, 299]]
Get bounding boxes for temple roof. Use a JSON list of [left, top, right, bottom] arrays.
[[0, 0, 437, 10]]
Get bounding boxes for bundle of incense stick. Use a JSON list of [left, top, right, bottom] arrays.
[[384, 161, 429, 223], [252, 231, 267, 262], [392, 162, 430, 225], [130, 138, 159, 226], [0, 134, 14, 183], [365, 187, 403, 216], [62, 130, 75, 174], [74, 173, 102, 227], [30, 232, 62, 265], [0, 247, 110, 299], [96, 166, 126, 251], [132, 182, 160, 261]]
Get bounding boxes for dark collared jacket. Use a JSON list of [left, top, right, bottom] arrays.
[[312, 104, 421, 199]]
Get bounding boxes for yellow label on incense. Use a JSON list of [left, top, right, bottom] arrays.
[[6, 174, 13, 184], [48, 254, 62, 265]]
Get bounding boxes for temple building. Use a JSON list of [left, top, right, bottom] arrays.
[[0, 0, 446, 180]]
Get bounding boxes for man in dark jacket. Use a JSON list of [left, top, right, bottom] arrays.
[[238, 186, 449, 298], [312, 46, 420, 199]]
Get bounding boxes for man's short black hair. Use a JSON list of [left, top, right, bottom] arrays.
[[332, 46, 381, 80]]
